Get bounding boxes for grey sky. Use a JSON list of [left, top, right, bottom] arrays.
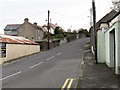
[[0, 0, 113, 33]]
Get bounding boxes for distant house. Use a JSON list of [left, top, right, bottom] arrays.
[[4, 24, 21, 36], [43, 23, 64, 34], [4, 18, 46, 41]]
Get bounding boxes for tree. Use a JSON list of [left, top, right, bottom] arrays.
[[78, 28, 90, 37], [54, 27, 64, 35], [112, 0, 120, 11], [53, 27, 65, 39]]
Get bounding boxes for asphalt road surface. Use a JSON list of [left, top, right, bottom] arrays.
[[2, 38, 90, 88]]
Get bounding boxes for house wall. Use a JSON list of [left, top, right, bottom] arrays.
[[116, 21, 120, 67], [97, 21, 120, 69], [0, 44, 40, 64], [50, 28, 54, 34], [104, 30, 111, 67], [117, 21, 120, 67], [5, 30, 17, 36], [36, 29, 44, 41], [97, 30, 105, 63], [44, 27, 54, 34], [17, 23, 36, 41], [17, 20, 44, 41], [105, 21, 120, 68], [100, 23, 109, 31]]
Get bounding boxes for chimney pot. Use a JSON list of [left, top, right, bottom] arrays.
[[24, 18, 29, 23], [34, 22, 37, 25]]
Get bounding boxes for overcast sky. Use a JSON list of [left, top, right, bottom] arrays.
[[0, 0, 113, 34]]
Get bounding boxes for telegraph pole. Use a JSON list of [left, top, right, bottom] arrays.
[[92, 0, 98, 64], [47, 10, 50, 50]]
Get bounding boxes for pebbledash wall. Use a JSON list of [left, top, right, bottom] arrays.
[[0, 43, 40, 64]]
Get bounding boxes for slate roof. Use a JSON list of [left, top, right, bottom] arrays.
[[4, 23, 47, 32], [31, 24, 45, 32], [37, 25, 47, 32], [96, 10, 118, 30], [4, 24, 21, 30], [0, 34, 38, 45]]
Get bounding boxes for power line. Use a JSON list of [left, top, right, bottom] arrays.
[[0, 10, 47, 22], [51, 11, 81, 19]]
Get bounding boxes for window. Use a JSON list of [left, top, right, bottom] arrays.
[[32, 37, 34, 40]]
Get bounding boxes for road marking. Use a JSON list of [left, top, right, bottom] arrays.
[[29, 61, 43, 69], [51, 56, 55, 59], [61, 78, 74, 90], [0, 71, 22, 81], [57, 52, 62, 56], [61, 79, 69, 89], [67, 79, 74, 89], [47, 56, 55, 61], [47, 58, 51, 61], [84, 50, 91, 53]]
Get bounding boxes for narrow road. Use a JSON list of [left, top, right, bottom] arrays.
[[2, 38, 89, 88]]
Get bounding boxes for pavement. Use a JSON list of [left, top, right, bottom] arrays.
[[77, 43, 119, 89], [1, 38, 89, 89]]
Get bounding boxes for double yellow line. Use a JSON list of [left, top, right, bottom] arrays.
[[61, 78, 74, 90]]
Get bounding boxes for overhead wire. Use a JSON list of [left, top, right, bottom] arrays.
[[0, 10, 47, 22], [51, 11, 82, 19]]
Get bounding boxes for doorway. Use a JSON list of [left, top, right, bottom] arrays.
[[110, 29, 115, 68]]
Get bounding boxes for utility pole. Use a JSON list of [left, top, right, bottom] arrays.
[[92, 0, 98, 64], [47, 10, 50, 50], [90, 8, 93, 27]]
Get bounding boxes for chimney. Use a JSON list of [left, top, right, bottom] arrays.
[[33, 22, 37, 25], [24, 18, 29, 23]]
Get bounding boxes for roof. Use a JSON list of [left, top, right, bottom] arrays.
[[49, 23, 58, 29], [4, 24, 21, 30], [31, 24, 47, 32], [108, 11, 120, 22], [4, 20, 45, 32], [43, 23, 63, 30], [0, 34, 38, 45], [37, 25, 47, 32], [96, 10, 118, 30]]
